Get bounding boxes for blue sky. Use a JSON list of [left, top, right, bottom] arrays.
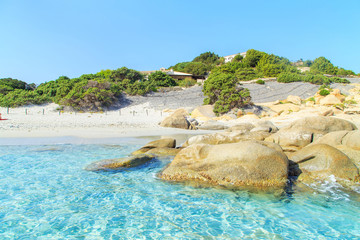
[[1, 0, 359, 84]]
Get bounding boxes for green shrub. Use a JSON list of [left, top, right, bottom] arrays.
[[232, 54, 244, 62], [256, 80, 265, 84], [319, 89, 330, 96], [330, 77, 350, 84], [178, 78, 197, 87], [303, 74, 331, 85], [203, 72, 252, 115], [0, 67, 153, 110], [242, 49, 266, 67], [192, 52, 220, 65], [310, 57, 338, 75], [277, 73, 303, 83], [337, 68, 355, 76], [307, 97, 315, 102], [235, 68, 259, 81], [148, 71, 177, 87]]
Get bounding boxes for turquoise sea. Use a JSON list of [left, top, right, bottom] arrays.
[[0, 137, 359, 239]]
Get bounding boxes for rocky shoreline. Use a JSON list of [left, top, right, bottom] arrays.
[[85, 83, 360, 194]]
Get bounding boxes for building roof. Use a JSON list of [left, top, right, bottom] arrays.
[[224, 52, 247, 59], [166, 70, 192, 76], [140, 69, 193, 76]]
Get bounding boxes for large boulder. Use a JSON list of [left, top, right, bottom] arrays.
[[313, 130, 360, 150], [290, 144, 359, 181], [197, 120, 228, 130], [341, 130, 360, 150], [159, 141, 289, 189], [286, 95, 302, 105], [336, 146, 360, 169], [182, 129, 274, 147], [267, 103, 300, 114], [265, 116, 357, 151], [190, 105, 216, 122], [250, 120, 278, 134], [226, 122, 255, 133], [85, 154, 155, 171], [160, 109, 191, 129], [312, 130, 360, 170], [132, 138, 176, 155], [182, 132, 240, 147], [319, 95, 342, 106], [226, 121, 278, 134], [146, 147, 181, 156], [312, 130, 348, 147]]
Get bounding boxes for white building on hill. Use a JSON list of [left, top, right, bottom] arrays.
[[224, 52, 247, 63]]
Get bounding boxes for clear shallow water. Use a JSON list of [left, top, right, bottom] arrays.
[[0, 141, 359, 239]]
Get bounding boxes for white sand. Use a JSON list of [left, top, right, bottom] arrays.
[[0, 103, 197, 139]]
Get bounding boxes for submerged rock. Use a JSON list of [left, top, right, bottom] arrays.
[[159, 140, 289, 189], [85, 154, 155, 171], [131, 138, 176, 155]]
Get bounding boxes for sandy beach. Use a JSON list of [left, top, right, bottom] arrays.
[[0, 103, 197, 139], [1, 80, 360, 141]]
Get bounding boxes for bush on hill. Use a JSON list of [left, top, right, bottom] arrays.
[[169, 51, 221, 75], [242, 49, 266, 67], [203, 72, 252, 115], [0, 78, 30, 95], [277, 72, 350, 85], [235, 68, 260, 81], [170, 62, 210, 76], [148, 71, 177, 87], [337, 68, 355, 76], [310, 57, 338, 75], [178, 77, 197, 87], [232, 54, 244, 62], [192, 52, 220, 65], [0, 67, 173, 110]]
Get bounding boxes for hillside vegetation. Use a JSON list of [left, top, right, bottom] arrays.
[[201, 49, 353, 115], [0, 68, 193, 110], [0, 49, 357, 113]]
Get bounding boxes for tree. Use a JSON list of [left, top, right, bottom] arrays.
[[242, 49, 266, 67], [192, 51, 220, 65], [310, 57, 338, 75], [232, 54, 244, 62], [203, 72, 251, 115], [303, 60, 313, 67], [0, 78, 27, 91], [235, 68, 258, 81], [170, 62, 210, 75], [337, 68, 355, 76], [148, 71, 177, 87], [110, 67, 144, 83]]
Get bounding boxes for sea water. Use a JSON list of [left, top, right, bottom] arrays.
[[0, 140, 359, 239]]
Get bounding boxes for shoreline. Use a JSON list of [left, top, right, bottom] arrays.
[[0, 126, 218, 146]]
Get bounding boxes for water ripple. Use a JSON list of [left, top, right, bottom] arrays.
[[0, 144, 359, 239]]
